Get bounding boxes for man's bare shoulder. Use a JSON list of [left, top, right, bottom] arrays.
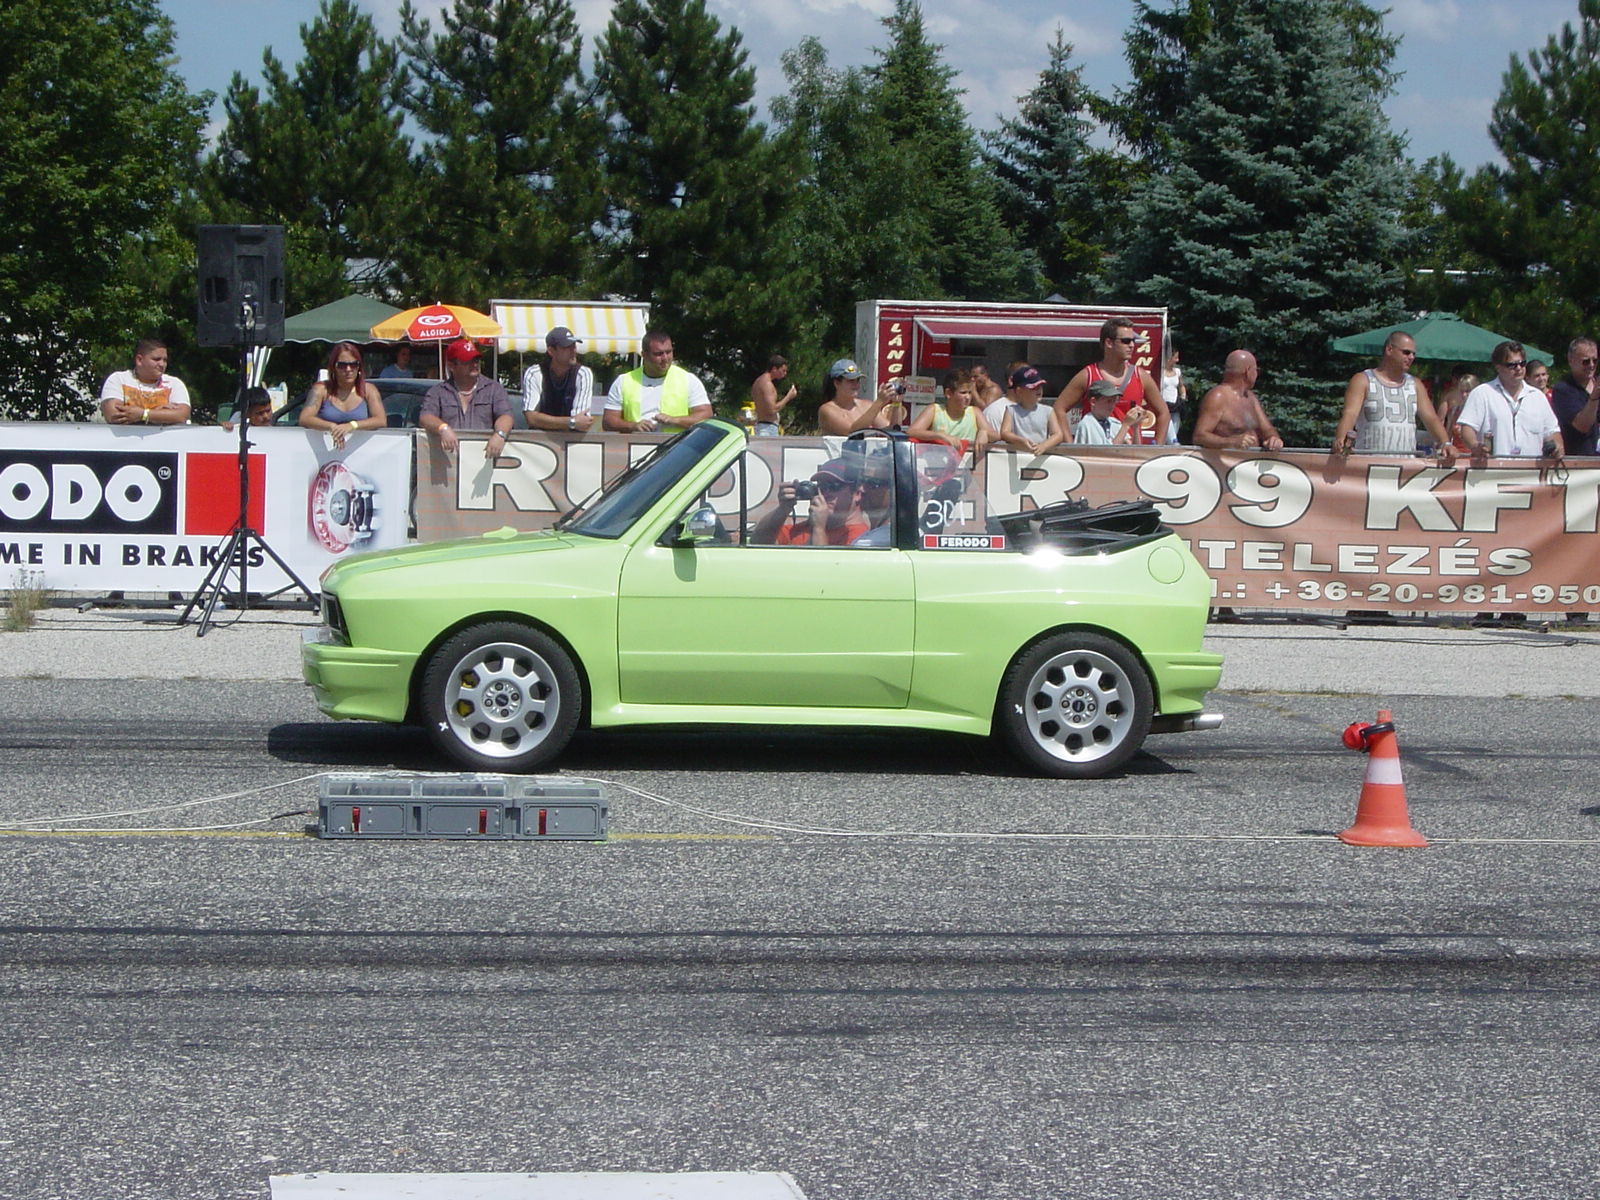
[[1200, 382, 1238, 405]]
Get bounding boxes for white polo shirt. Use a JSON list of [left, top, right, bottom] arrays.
[[1456, 378, 1559, 456]]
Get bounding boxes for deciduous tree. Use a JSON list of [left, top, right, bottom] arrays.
[[0, 0, 206, 418]]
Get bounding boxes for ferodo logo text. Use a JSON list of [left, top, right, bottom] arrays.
[[0, 450, 262, 536]]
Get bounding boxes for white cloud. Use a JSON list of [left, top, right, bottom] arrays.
[[1387, 0, 1463, 42]]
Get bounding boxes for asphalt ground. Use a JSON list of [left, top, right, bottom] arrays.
[[3, 606, 1599, 1199]]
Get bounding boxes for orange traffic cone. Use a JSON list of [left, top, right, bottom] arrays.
[[1338, 708, 1427, 847]]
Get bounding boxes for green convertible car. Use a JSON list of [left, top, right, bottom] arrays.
[[303, 420, 1222, 778]]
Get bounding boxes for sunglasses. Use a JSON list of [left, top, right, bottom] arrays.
[[817, 480, 855, 493], [1113, 337, 1138, 345], [1499, 360, 1527, 369], [335, 360, 361, 369]]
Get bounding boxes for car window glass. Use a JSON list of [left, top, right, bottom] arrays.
[[562, 424, 725, 539], [914, 442, 992, 540], [743, 439, 892, 549]]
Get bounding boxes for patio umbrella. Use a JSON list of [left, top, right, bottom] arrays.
[[1329, 312, 1553, 365], [370, 302, 501, 343]]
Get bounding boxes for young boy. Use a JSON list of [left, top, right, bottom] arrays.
[[998, 366, 1065, 455]]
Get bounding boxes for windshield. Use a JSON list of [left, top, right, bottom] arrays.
[[559, 424, 731, 539]]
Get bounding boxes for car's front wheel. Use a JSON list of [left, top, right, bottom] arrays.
[[997, 631, 1153, 778], [420, 622, 581, 772]]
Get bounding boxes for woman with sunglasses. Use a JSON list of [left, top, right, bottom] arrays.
[[299, 341, 388, 448]]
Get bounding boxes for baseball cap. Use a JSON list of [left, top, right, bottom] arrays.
[[812, 457, 860, 484], [827, 359, 863, 381], [1087, 379, 1122, 400], [445, 339, 483, 363], [545, 326, 582, 349], [1009, 365, 1046, 390]]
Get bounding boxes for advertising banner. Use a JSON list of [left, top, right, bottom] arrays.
[[415, 433, 1599, 616], [0, 424, 413, 593]]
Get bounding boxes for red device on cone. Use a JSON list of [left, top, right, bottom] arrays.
[[1338, 708, 1427, 847]]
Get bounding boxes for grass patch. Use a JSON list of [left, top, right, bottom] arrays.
[[3, 571, 48, 632]]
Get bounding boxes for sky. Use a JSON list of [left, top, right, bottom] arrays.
[[159, 0, 1584, 172]]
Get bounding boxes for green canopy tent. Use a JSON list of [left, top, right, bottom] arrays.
[[1329, 312, 1553, 365], [282, 294, 402, 343], [247, 294, 404, 391]]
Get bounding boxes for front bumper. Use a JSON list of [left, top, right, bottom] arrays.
[[301, 627, 416, 723]]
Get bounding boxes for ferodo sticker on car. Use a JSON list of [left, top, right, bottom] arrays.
[[923, 533, 1006, 550]]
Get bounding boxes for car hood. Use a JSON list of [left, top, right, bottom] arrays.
[[325, 527, 575, 585]]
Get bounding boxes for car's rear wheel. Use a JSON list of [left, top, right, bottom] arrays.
[[420, 622, 581, 772], [997, 632, 1152, 778]]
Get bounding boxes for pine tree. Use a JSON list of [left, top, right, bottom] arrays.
[[591, 0, 799, 394], [397, 0, 603, 303], [770, 37, 934, 358], [0, 0, 206, 418], [867, 0, 1035, 300], [1114, 0, 1408, 446], [983, 31, 1120, 295], [1108, 0, 1398, 168], [1422, 0, 1600, 352], [203, 0, 412, 306]]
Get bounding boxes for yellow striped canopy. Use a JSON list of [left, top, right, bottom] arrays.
[[491, 300, 651, 355]]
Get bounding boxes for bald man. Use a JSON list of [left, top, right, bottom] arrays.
[[1193, 351, 1284, 451]]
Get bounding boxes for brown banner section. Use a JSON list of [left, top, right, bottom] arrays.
[[419, 433, 1600, 615]]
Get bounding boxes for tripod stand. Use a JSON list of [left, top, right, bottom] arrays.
[[180, 298, 315, 637]]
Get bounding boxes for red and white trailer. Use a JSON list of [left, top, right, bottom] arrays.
[[855, 299, 1167, 406]]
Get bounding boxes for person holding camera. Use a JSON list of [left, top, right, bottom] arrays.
[[752, 458, 870, 546], [817, 359, 905, 435]]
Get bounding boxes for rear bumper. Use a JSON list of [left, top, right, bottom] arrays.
[[301, 628, 414, 723], [1148, 650, 1225, 720]]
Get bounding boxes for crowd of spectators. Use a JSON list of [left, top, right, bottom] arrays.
[[92, 317, 1600, 467]]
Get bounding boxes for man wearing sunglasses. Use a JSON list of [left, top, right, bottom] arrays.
[[1054, 319, 1170, 445], [1550, 336, 1599, 456], [1455, 341, 1563, 460], [1333, 331, 1452, 460]]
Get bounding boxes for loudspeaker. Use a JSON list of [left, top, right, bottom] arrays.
[[197, 225, 286, 347]]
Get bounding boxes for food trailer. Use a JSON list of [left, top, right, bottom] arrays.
[[855, 299, 1167, 406]]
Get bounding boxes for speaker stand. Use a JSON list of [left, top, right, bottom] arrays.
[[180, 314, 316, 637]]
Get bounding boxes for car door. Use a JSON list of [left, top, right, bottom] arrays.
[[615, 458, 915, 709]]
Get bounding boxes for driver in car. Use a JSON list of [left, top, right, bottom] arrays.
[[753, 457, 870, 546]]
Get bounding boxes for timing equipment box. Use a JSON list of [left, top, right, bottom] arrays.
[[317, 773, 607, 841]]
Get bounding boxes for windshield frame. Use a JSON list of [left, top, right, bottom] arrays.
[[557, 424, 731, 540]]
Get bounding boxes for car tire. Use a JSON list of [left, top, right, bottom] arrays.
[[420, 622, 581, 772], [997, 631, 1153, 779]]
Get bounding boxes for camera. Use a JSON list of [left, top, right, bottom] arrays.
[[892, 381, 906, 395], [792, 480, 820, 500]]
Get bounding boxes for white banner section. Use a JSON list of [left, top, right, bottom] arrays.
[[0, 423, 413, 593]]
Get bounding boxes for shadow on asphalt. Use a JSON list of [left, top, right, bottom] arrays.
[[266, 721, 1190, 780]]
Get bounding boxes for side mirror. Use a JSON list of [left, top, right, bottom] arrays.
[[671, 505, 725, 545]]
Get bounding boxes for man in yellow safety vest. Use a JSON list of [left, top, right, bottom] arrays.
[[602, 329, 714, 433]]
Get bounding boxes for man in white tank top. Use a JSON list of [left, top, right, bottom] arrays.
[[1333, 331, 1453, 460]]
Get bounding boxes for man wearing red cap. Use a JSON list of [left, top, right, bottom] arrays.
[[420, 339, 513, 457]]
